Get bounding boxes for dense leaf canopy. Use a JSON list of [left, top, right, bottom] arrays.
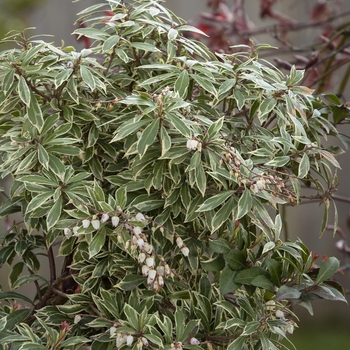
[[0, 1, 348, 349]]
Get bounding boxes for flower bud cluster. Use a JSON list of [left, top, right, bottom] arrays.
[[250, 178, 266, 194], [176, 237, 190, 257], [115, 332, 134, 348]]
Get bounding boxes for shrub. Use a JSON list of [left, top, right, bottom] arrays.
[[0, 1, 348, 349]]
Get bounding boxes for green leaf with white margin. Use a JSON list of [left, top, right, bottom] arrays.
[[236, 188, 252, 220], [160, 126, 171, 155], [216, 78, 236, 101], [60, 337, 91, 347], [316, 256, 340, 284], [211, 197, 236, 232], [28, 91, 44, 132], [18, 76, 31, 106], [144, 334, 163, 347], [46, 196, 62, 230], [227, 336, 246, 350], [174, 70, 189, 99], [298, 153, 310, 178], [37, 144, 49, 170], [124, 304, 139, 330], [49, 154, 66, 180], [54, 69, 73, 88], [191, 74, 217, 95], [195, 160, 206, 197], [262, 241, 275, 255], [115, 187, 127, 209], [26, 191, 54, 213], [207, 116, 224, 140], [242, 321, 260, 336], [174, 308, 185, 341], [137, 119, 160, 157], [166, 112, 192, 138], [80, 65, 96, 91], [111, 119, 150, 142], [117, 275, 146, 291], [197, 190, 234, 212], [208, 238, 231, 254], [89, 233, 106, 258]]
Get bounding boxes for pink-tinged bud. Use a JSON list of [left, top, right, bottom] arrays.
[[92, 219, 100, 230], [186, 139, 198, 151], [164, 264, 171, 276], [138, 252, 146, 264], [126, 334, 134, 346], [141, 337, 149, 346], [110, 326, 117, 336], [101, 213, 110, 223], [144, 242, 153, 254], [73, 226, 79, 235], [190, 337, 200, 345], [176, 237, 184, 248], [111, 216, 120, 227], [64, 228, 72, 239], [116, 333, 125, 348], [135, 213, 146, 222], [74, 314, 82, 324], [156, 265, 165, 276], [157, 275, 164, 287], [147, 269, 157, 284], [142, 265, 150, 276], [82, 219, 90, 228], [181, 246, 190, 257], [60, 321, 70, 332], [137, 238, 145, 249], [146, 257, 154, 268], [133, 226, 142, 236]]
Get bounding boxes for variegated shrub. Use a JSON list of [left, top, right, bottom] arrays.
[[0, 1, 348, 350]]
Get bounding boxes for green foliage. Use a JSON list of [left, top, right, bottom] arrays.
[[0, 1, 348, 349]]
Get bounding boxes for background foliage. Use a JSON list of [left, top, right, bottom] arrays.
[[0, 0, 349, 349]]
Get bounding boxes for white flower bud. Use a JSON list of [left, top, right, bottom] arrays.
[[146, 257, 154, 268], [153, 278, 159, 291], [147, 269, 157, 284], [111, 216, 120, 227], [190, 337, 200, 345], [256, 179, 265, 191], [250, 184, 259, 194], [186, 139, 198, 151], [137, 238, 145, 249], [164, 264, 171, 276], [181, 246, 190, 257], [101, 213, 109, 223], [156, 265, 165, 276], [138, 252, 146, 264], [110, 326, 117, 336], [73, 226, 79, 235], [176, 237, 184, 249], [157, 275, 164, 287], [276, 310, 285, 318], [135, 213, 146, 222], [133, 226, 142, 236], [142, 265, 150, 276], [64, 228, 72, 239], [82, 219, 90, 228], [141, 337, 149, 346], [285, 323, 294, 334], [126, 334, 134, 347], [92, 219, 100, 230], [144, 242, 153, 254], [74, 314, 82, 324], [116, 333, 125, 348]]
